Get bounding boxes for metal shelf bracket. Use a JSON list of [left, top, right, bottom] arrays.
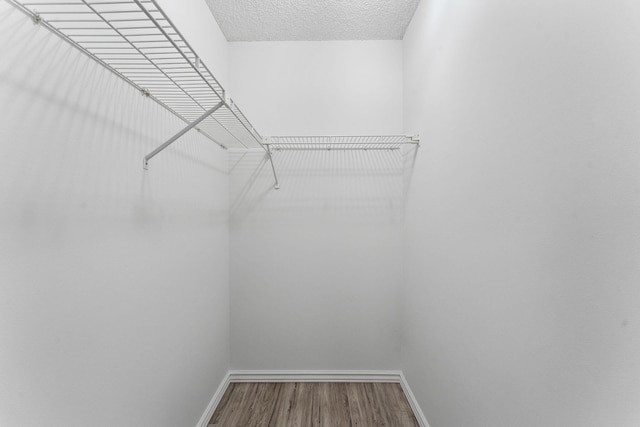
[[265, 141, 280, 190], [143, 101, 224, 169]]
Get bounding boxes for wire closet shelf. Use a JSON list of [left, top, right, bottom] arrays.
[[9, 0, 265, 162], [264, 135, 420, 151], [9, 0, 420, 188]]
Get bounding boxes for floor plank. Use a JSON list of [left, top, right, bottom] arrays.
[[245, 383, 281, 427], [268, 383, 299, 427], [210, 382, 419, 427], [347, 382, 383, 426], [318, 383, 351, 427]]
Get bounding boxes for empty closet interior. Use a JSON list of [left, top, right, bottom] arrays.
[[2, 0, 640, 426]]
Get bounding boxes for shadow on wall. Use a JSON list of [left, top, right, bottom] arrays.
[[0, 6, 228, 229], [229, 145, 419, 226]]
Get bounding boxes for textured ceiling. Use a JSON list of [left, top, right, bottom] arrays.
[[205, 0, 421, 41]]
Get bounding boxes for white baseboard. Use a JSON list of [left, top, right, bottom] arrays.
[[228, 369, 402, 383], [399, 372, 431, 427], [196, 370, 429, 427], [195, 371, 231, 427]]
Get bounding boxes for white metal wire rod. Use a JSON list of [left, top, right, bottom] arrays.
[[143, 101, 224, 169], [265, 144, 280, 190], [227, 103, 265, 150], [266, 135, 414, 139], [263, 136, 419, 147], [268, 146, 402, 151]]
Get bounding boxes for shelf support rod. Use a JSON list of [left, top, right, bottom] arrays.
[[144, 101, 224, 169], [265, 143, 280, 190]]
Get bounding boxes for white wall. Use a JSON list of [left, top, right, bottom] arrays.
[[158, 0, 229, 87], [228, 41, 403, 135], [227, 41, 406, 370], [0, 2, 230, 426], [402, 1, 640, 426]]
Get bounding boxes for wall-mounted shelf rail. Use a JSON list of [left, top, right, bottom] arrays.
[[264, 135, 420, 151], [262, 135, 419, 188], [8, 0, 271, 169]]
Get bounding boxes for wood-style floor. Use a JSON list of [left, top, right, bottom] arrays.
[[209, 382, 420, 426]]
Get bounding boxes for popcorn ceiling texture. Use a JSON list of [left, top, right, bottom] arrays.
[[205, 0, 421, 41]]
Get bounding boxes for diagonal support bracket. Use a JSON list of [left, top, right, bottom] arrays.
[[143, 101, 224, 169], [265, 142, 280, 190]]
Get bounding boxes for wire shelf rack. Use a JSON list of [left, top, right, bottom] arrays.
[[8, 0, 420, 189], [264, 135, 420, 151], [9, 0, 264, 153]]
